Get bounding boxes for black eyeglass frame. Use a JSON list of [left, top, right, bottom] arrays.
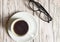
[[28, 0, 52, 23]]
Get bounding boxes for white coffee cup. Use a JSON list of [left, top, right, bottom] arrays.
[[7, 12, 38, 42]]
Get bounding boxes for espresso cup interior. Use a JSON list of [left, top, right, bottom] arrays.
[[11, 19, 29, 36]]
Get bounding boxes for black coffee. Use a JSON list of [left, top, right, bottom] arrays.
[[14, 20, 29, 36]]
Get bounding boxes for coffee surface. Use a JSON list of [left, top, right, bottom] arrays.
[[14, 20, 28, 36]]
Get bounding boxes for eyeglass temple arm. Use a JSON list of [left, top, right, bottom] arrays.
[[29, 0, 52, 22]]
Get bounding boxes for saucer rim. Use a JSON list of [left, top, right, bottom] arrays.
[[7, 12, 38, 42]]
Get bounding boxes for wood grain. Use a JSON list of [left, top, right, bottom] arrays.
[[0, 0, 60, 42]]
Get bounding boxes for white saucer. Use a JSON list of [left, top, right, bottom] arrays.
[[7, 12, 38, 42]]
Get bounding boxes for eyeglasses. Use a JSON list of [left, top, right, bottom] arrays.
[[26, 0, 52, 23]]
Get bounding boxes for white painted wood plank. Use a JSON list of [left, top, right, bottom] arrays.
[[0, 0, 3, 42], [39, 0, 53, 42], [53, 0, 60, 6], [50, 0, 56, 42], [33, 0, 40, 42], [50, 0, 60, 42], [55, 6, 60, 42], [2, 0, 9, 42]]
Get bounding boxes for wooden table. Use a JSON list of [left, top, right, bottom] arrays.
[[0, 0, 60, 42]]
